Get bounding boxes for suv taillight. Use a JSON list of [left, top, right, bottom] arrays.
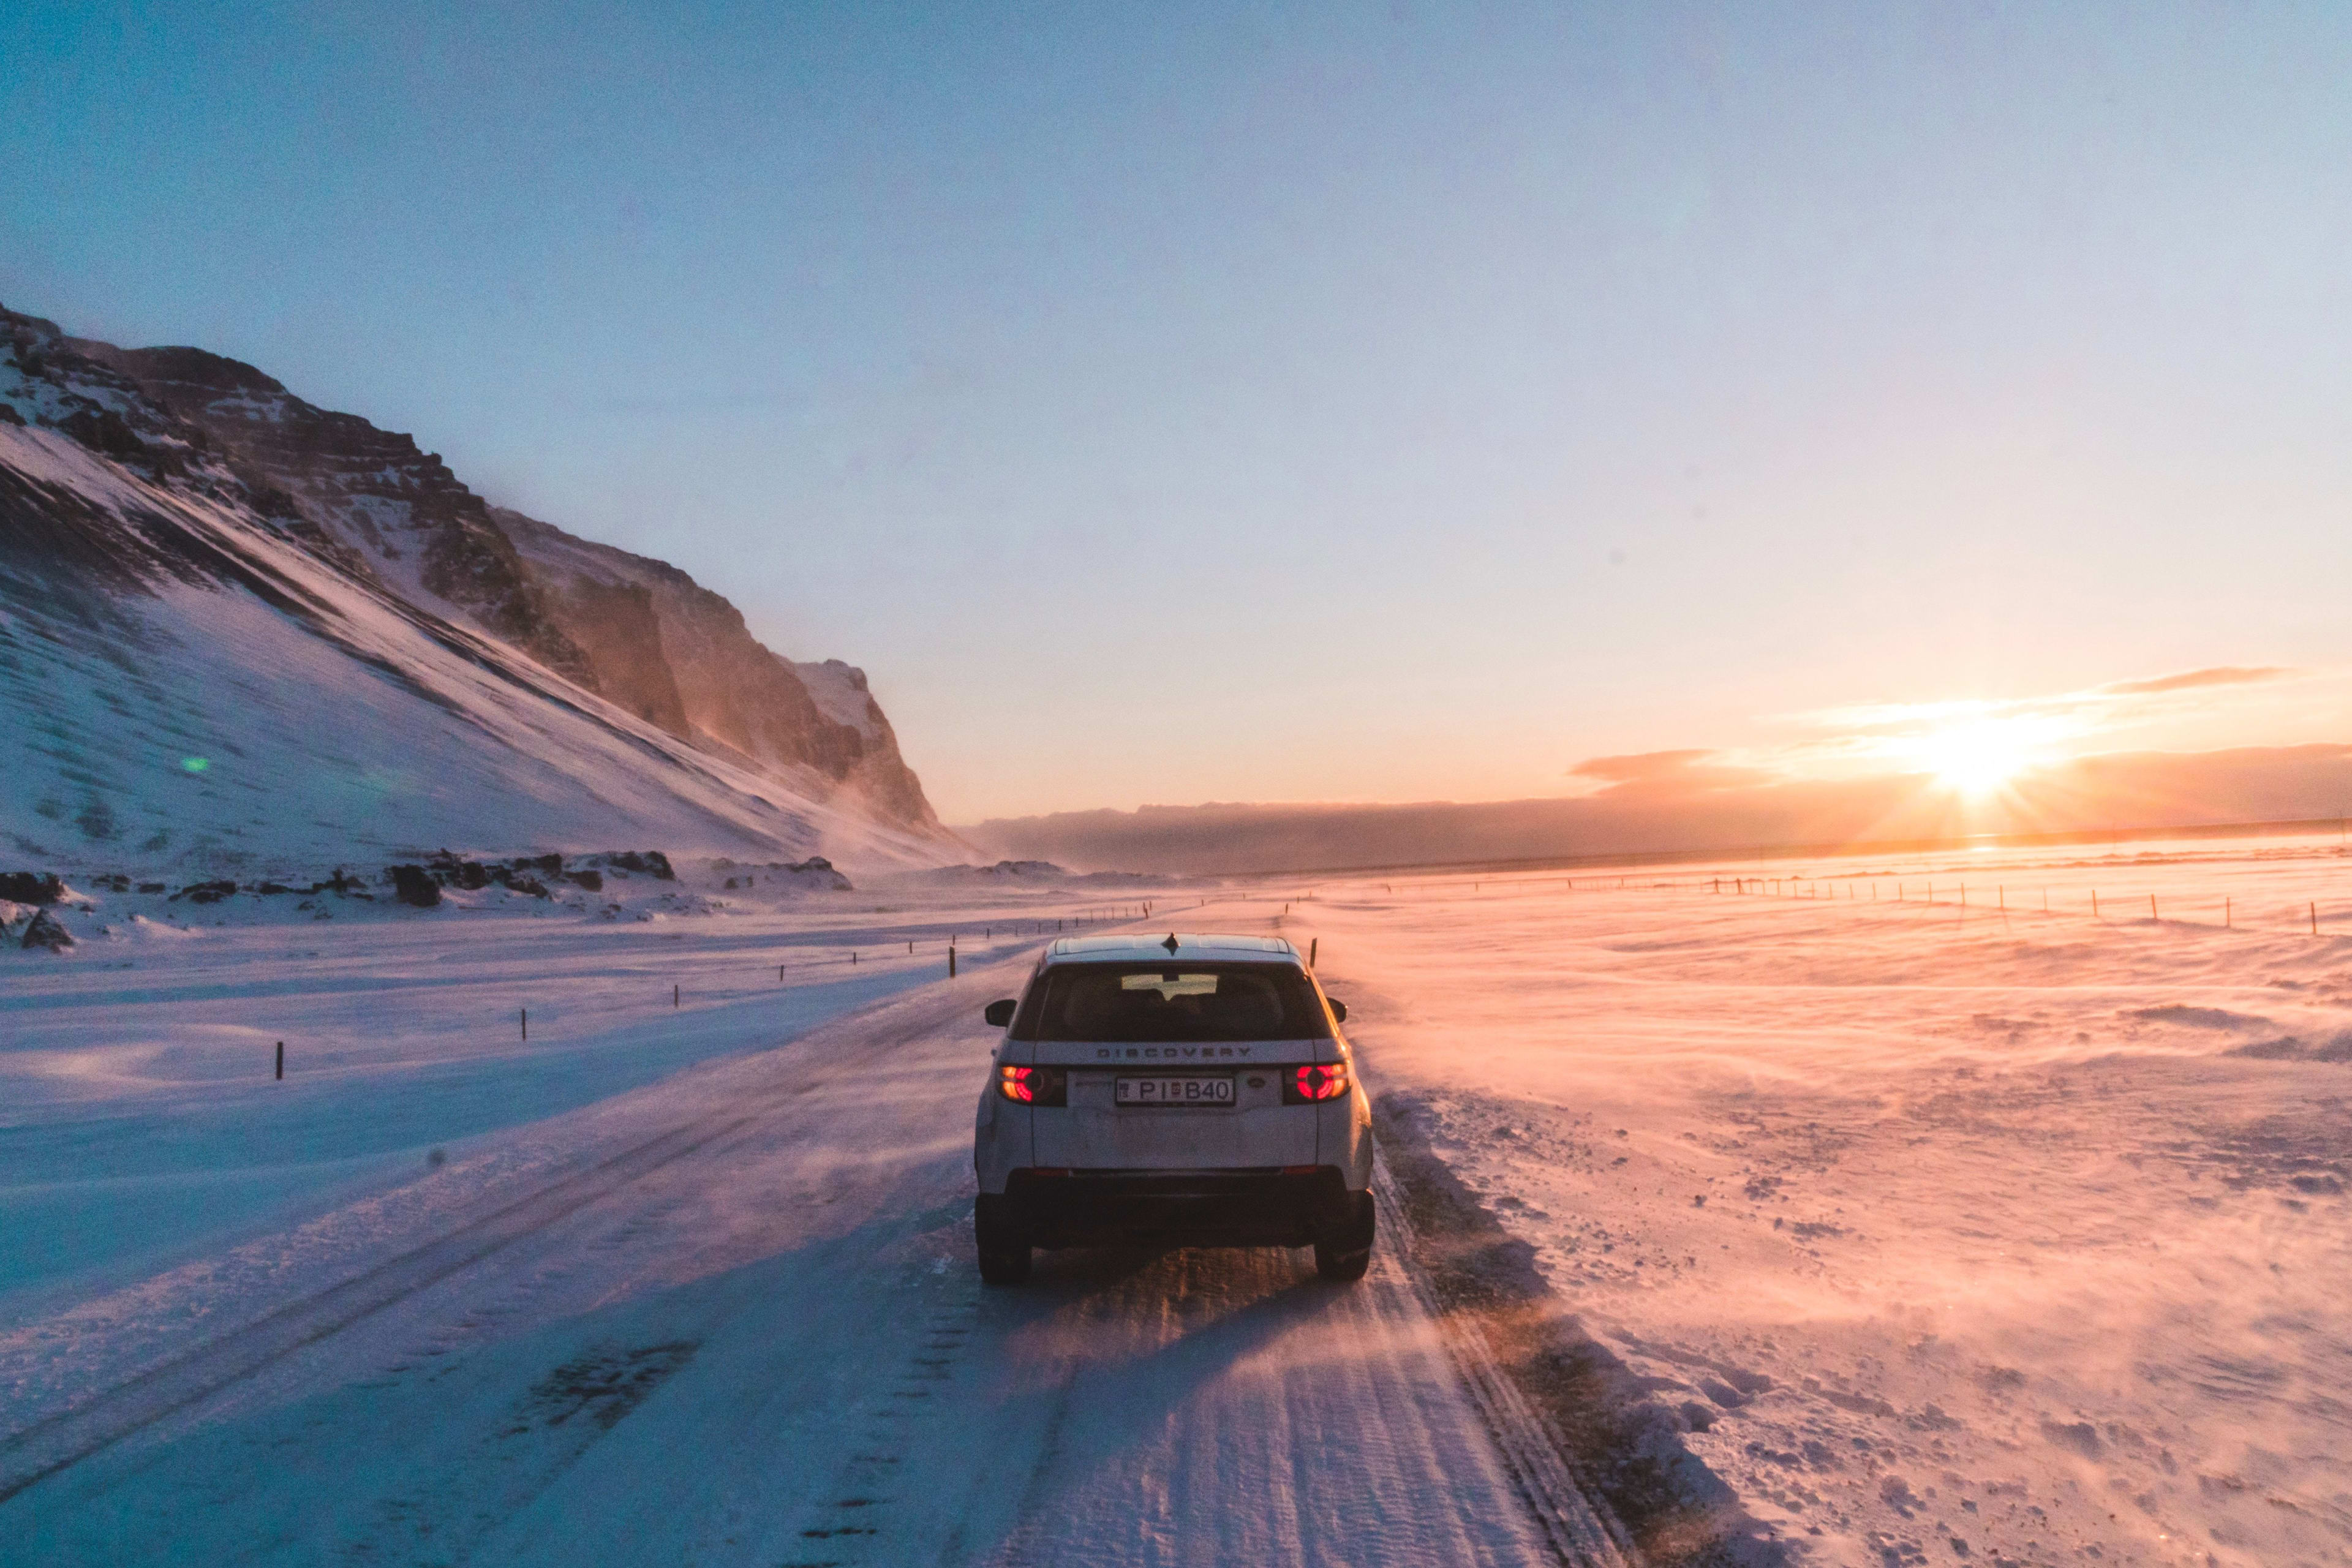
[[998, 1063, 1068, 1106], [1283, 1060, 1351, 1104]]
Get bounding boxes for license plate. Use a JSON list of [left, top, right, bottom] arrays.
[[1115, 1076, 1235, 1107]]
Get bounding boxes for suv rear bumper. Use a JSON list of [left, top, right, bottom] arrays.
[[999, 1166, 1357, 1249]]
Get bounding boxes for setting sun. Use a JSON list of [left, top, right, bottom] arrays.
[[1913, 718, 2041, 795]]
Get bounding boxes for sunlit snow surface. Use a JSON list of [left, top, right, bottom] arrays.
[[1294, 835, 2352, 1567]]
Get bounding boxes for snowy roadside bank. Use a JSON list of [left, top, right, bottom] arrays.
[[1292, 838, 2352, 1568]]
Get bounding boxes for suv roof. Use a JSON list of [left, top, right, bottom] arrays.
[[1041, 933, 1300, 967]]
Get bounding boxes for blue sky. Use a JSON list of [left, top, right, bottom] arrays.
[[7, 2, 2351, 820]]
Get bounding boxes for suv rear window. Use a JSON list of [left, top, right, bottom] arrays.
[[1012, 963, 1334, 1042]]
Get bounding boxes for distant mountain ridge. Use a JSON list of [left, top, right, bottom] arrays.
[[0, 301, 957, 871]]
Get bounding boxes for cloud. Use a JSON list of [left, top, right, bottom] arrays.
[[960, 744, 2352, 875], [1569, 749, 1715, 782], [1569, 748, 1777, 796], [2095, 665, 2296, 697]]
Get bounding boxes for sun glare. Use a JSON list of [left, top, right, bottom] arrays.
[[1912, 719, 2040, 795]]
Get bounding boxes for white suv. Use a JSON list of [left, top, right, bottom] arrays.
[[971, 933, 1374, 1285]]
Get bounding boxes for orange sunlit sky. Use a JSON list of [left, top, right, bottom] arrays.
[[12, 4, 2351, 835]]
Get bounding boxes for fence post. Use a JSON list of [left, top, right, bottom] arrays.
[[275, 1040, 284, 1080], [949, 945, 957, 978], [673, 983, 679, 1009]]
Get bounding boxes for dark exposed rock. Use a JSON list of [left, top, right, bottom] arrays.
[[566, 869, 603, 891], [427, 852, 491, 891], [505, 875, 550, 899], [602, 850, 674, 881], [21, 910, 74, 951], [171, 880, 239, 905], [58, 406, 149, 462], [254, 881, 294, 895], [0, 871, 64, 904], [54, 339, 599, 687], [136, 881, 165, 894], [0, 403, 23, 426], [387, 864, 442, 907]]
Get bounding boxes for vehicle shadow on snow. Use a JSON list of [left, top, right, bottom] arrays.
[[1376, 1090, 1790, 1568]]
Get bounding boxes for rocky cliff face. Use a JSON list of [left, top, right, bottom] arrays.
[[494, 509, 943, 832], [1, 304, 944, 838]]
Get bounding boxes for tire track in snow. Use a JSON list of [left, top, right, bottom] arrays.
[[0, 978, 983, 1507], [0, 1110, 756, 1505], [1371, 1157, 1635, 1567]]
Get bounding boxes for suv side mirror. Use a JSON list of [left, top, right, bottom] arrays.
[[1327, 998, 1348, 1023], [984, 998, 1017, 1028]]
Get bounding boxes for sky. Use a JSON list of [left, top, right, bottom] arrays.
[[7, 1, 2351, 825]]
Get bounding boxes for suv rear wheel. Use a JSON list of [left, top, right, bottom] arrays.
[[1313, 1190, 1376, 1282], [974, 1194, 1031, 1285]]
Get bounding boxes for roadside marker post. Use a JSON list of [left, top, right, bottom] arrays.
[[2313, 902, 2320, 936], [274, 1041, 283, 1080], [521, 1008, 527, 1041], [673, 984, 679, 1009], [949, 946, 957, 978]]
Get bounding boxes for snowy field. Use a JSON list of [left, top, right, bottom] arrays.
[[1294, 835, 2352, 1568]]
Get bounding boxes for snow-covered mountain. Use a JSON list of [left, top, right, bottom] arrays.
[[0, 303, 961, 876]]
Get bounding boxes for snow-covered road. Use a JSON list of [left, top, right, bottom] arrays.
[[1, 952, 1577, 1566]]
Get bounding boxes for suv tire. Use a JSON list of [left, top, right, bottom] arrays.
[[974, 1194, 1031, 1285], [1313, 1189, 1375, 1282]]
